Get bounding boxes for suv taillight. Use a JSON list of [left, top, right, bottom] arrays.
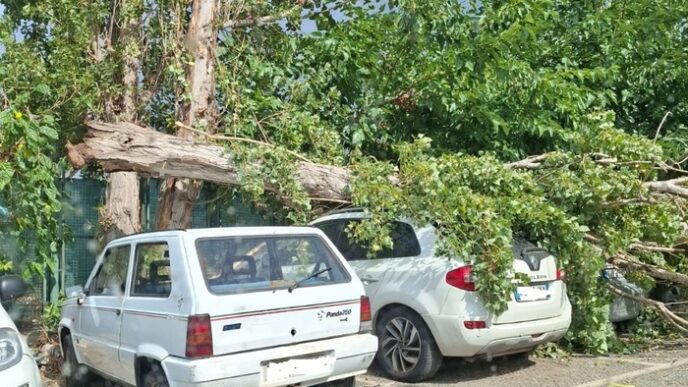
[[446, 265, 475, 291], [360, 296, 372, 333], [557, 269, 565, 282], [186, 314, 213, 358]]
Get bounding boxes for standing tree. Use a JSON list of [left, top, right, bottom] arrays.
[[97, 0, 143, 244], [155, 0, 218, 230]]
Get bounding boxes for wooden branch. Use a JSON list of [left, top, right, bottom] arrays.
[[601, 197, 659, 207], [508, 153, 688, 199], [505, 154, 550, 169], [628, 242, 687, 254], [585, 233, 688, 287], [607, 284, 688, 334], [68, 120, 351, 201], [609, 253, 688, 287], [174, 121, 313, 163], [644, 177, 688, 199], [653, 111, 673, 143], [225, 3, 307, 29]]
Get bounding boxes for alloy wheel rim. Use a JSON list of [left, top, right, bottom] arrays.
[[381, 317, 421, 373]]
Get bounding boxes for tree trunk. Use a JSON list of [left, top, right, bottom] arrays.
[[155, 0, 217, 230], [100, 172, 141, 242], [98, 0, 142, 244]]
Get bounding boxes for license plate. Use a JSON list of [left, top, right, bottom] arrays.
[[262, 352, 334, 385], [515, 284, 550, 302]]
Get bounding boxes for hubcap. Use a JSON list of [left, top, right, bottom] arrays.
[[381, 317, 421, 373]]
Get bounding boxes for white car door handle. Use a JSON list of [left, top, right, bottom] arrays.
[[361, 276, 379, 283]]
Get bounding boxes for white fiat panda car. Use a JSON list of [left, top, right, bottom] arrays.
[[311, 209, 572, 382], [59, 227, 377, 387]]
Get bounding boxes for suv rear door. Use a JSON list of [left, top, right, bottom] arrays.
[[493, 239, 566, 324], [314, 219, 422, 301], [193, 233, 364, 356]]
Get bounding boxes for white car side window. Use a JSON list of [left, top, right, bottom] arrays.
[[90, 245, 130, 296]]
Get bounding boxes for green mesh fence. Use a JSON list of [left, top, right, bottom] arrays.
[[58, 177, 272, 295], [61, 178, 105, 289]]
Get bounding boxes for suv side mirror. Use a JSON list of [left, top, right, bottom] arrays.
[[0, 275, 28, 302]]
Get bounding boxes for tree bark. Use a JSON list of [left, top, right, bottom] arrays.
[[67, 119, 688, 207], [67, 121, 351, 201], [155, 0, 217, 230], [98, 0, 142, 244], [610, 253, 688, 288]]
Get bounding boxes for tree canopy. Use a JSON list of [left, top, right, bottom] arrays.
[[1, 0, 688, 353]]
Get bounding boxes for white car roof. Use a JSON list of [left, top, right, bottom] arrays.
[[110, 226, 327, 244]]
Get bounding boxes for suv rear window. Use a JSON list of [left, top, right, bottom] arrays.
[[327, 220, 421, 261], [195, 235, 350, 294]]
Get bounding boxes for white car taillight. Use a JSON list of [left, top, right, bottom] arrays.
[[186, 314, 213, 358], [359, 296, 372, 333]]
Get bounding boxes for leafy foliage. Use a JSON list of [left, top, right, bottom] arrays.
[[1, 0, 687, 354], [0, 0, 109, 276]]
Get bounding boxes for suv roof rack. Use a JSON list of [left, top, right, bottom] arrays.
[[321, 207, 366, 216]]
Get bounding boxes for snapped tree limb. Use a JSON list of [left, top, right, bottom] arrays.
[[607, 283, 688, 335], [67, 120, 351, 201], [585, 234, 688, 287], [644, 177, 688, 199]]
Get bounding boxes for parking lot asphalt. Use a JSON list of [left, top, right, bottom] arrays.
[[358, 344, 688, 387], [41, 344, 688, 387]]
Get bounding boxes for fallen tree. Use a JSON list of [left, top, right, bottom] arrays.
[[67, 118, 688, 336], [67, 120, 688, 202]]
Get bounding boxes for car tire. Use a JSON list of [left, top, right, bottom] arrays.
[[142, 362, 170, 387], [375, 307, 442, 382], [315, 376, 356, 387], [651, 285, 680, 304], [63, 334, 93, 387]]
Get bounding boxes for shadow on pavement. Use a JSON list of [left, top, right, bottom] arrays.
[[365, 353, 537, 385]]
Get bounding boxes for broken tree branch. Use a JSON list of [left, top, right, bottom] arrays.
[[584, 233, 688, 287], [653, 111, 673, 143], [68, 120, 351, 201], [608, 283, 688, 334], [505, 154, 551, 169], [225, 2, 309, 29], [628, 242, 688, 254], [609, 253, 688, 288], [174, 121, 313, 163], [644, 177, 688, 199]]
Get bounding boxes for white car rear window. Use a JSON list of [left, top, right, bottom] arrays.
[[195, 235, 350, 294]]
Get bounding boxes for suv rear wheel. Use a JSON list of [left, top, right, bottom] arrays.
[[375, 307, 442, 382]]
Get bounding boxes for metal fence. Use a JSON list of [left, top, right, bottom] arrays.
[[2, 175, 274, 314]]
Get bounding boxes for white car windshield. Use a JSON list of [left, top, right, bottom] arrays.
[[195, 235, 349, 294]]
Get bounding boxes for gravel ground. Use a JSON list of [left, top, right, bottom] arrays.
[[358, 345, 688, 387], [41, 345, 688, 387]]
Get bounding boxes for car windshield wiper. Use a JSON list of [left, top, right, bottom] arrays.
[[288, 267, 331, 293]]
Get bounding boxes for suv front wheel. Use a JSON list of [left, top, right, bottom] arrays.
[[375, 307, 442, 382]]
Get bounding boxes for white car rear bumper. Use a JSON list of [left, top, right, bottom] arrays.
[[162, 333, 377, 387], [0, 354, 42, 387], [425, 300, 572, 357]]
